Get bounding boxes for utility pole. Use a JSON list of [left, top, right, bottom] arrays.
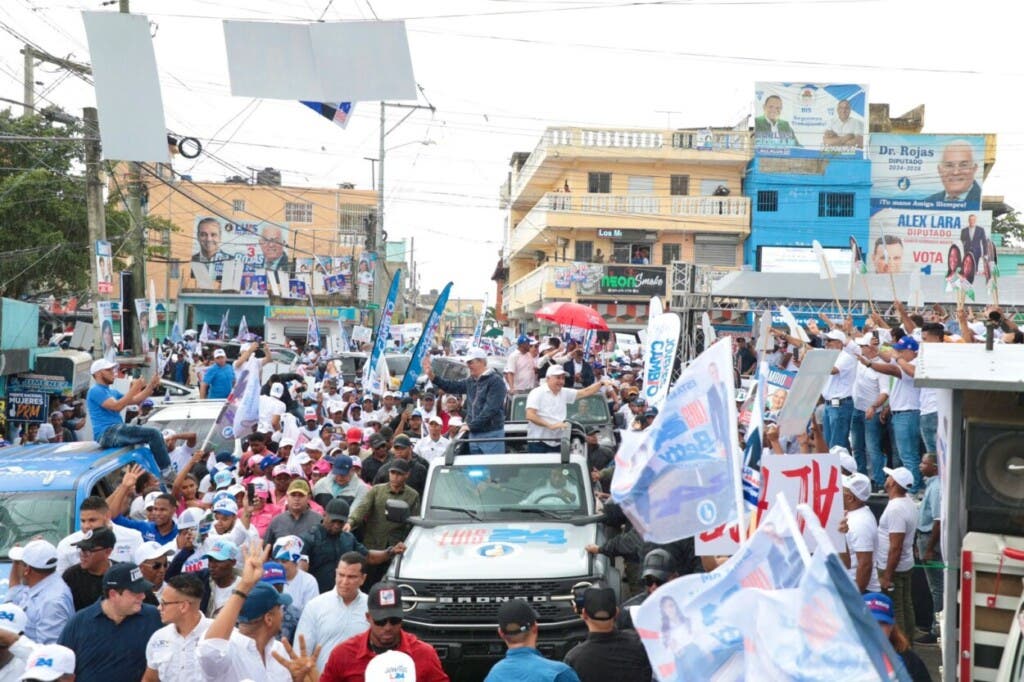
[[120, 0, 146, 355], [84, 107, 107, 357], [22, 47, 33, 117]]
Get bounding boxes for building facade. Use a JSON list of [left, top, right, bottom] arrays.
[[501, 127, 753, 330]]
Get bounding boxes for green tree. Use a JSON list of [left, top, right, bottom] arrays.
[[0, 108, 176, 300], [992, 208, 1024, 247]]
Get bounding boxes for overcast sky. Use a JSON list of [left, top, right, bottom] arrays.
[[0, 0, 1019, 299]]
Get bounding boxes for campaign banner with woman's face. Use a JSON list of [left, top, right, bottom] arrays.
[[191, 217, 292, 275], [868, 209, 992, 279], [753, 83, 867, 158]]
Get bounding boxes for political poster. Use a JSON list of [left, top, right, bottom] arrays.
[[8, 392, 47, 423], [763, 365, 796, 421], [753, 83, 867, 158], [97, 300, 117, 360], [356, 252, 377, 302], [641, 312, 680, 410], [95, 240, 113, 294], [239, 273, 269, 296], [611, 337, 741, 543], [869, 208, 992, 281], [757, 245, 852, 275], [190, 216, 292, 277]]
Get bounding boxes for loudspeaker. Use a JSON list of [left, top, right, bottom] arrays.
[[965, 420, 1024, 536]]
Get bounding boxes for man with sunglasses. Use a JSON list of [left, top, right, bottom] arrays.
[[62, 527, 116, 612], [135, 541, 175, 605], [143, 575, 211, 682], [617, 549, 679, 631], [320, 581, 448, 681]]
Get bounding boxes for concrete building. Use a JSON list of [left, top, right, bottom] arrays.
[[501, 126, 753, 331]]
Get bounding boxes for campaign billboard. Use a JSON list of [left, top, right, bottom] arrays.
[[753, 83, 867, 158], [869, 134, 988, 277], [190, 216, 292, 277], [757, 245, 852, 274]]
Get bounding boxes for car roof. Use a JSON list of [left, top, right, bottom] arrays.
[[147, 399, 224, 420], [0, 443, 138, 491]]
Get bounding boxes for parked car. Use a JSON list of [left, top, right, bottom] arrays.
[[151, 379, 200, 402], [145, 399, 238, 456], [0, 442, 162, 600]]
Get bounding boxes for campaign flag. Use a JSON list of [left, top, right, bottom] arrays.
[[471, 296, 487, 348], [212, 354, 262, 441], [400, 282, 451, 393], [907, 266, 923, 309], [301, 101, 355, 129], [641, 312, 680, 411], [634, 499, 808, 680], [237, 315, 249, 341], [147, 279, 159, 331], [306, 314, 320, 348], [582, 329, 595, 362], [218, 310, 230, 340], [199, 322, 211, 343], [611, 337, 741, 543], [849, 236, 867, 276], [338, 320, 351, 352], [778, 305, 810, 343], [134, 298, 150, 350], [170, 321, 183, 344], [811, 240, 833, 280], [363, 269, 402, 388], [700, 311, 715, 349], [368, 352, 391, 396]]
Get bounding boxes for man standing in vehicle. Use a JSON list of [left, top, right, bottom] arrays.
[[422, 348, 507, 454], [525, 365, 609, 453]]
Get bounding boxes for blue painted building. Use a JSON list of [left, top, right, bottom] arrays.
[[742, 156, 872, 268]]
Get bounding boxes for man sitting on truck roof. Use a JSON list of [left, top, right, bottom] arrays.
[[86, 358, 173, 477]]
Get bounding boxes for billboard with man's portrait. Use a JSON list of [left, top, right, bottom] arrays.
[[190, 216, 292, 279], [869, 134, 987, 277], [753, 82, 867, 158]]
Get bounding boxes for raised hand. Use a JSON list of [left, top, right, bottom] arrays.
[[272, 634, 322, 682]]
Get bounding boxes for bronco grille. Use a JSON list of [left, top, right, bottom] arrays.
[[403, 580, 579, 623]]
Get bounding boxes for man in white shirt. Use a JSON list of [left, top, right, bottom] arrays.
[[822, 99, 864, 149], [865, 336, 923, 492], [505, 335, 539, 393], [838, 473, 880, 594], [850, 333, 889, 490], [271, 536, 320, 612], [143, 574, 213, 682], [414, 416, 450, 464], [198, 545, 315, 682], [57, 496, 143, 573], [525, 365, 609, 452], [875, 466, 918, 640], [294, 552, 370, 672], [820, 329, 857, 450], [165, 430, 199, 474], [259, 383, 288, 433]]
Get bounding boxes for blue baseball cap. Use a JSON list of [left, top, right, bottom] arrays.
[[516, 334, 531, 345], [863, 592, 894, 624], [202, 539, 239, 562], [261, 562, 287, 586], [892, 336, 919, 352], [238, 582, 292, 623], [331, 456, 353, 475]]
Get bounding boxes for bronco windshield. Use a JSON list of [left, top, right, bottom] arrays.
[[0, 491, 75, 560], [425, 462, 587, 521]]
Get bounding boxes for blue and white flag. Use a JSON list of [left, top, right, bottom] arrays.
[[338, 320, 351, 353], [213, 355, 262, 441], [170, 321, 183, 344], [218, 310, 230, 340], [363, 270, 402, 389], [402, 283, 452, 393], [641, 312, 680, 410], [199, 322, 211, 343], [471, 306, 486, 348], [237, 315, 249, 341], [611, 337, 742, 543], [306, 314, 320, 348]]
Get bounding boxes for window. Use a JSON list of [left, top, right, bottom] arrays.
[[574, 240, 594, 263], [232, 199, 245, 212], [756, 190, 779, 212], [284, 202, 314, 223], [662, 243, 681, 264], [670, 175, 690, 196], [587, 172, 611, 194], [818, 192, 855, 218]]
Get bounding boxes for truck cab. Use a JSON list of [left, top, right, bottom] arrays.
[[0, 441, 162, 600], [387, 435, 619, 676]]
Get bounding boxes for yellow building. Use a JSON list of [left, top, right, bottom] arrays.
[[502, 126, 753, 329], [124, 168, 380, 344]]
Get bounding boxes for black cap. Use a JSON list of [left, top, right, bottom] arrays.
[[393, 434, 413, 449], [582, 587, 617, 620], [497, 599, 537, 634], [388, 458, 412, 474], [642, 548, 675, 582], [368, 581, 404, 620], [102, 562, 153, 593], [368, 433, 388, 448], [584, 425, 601, 435], [324, 498, 350, 522], [73, 527, 116, 551]]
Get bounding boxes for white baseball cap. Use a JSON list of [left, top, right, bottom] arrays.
[[842, 473, 872, 502], [290, 451, 312, 466], [0, 603, 26, 635], [9, 539, 58, 570], [270, 382, 285, 398], [133, 541, 174, 565], [466, 347, 488, 361], [212, 498, 238, 516], [365, 650, 416, 682], [143, 491, 162, 509], [279, 437, 296, 449], [883, 466, 915, 490], [90, 358, 118, 375], [304, 438, 326, 452], [824, 329, 847, 344], [830, 445, 857, 474], [546, 364, 567, 377], [213, 349, 227, 358], [427, 415, 443, 425], [20, 644, 76, 681], [177, 507, 208, 530]]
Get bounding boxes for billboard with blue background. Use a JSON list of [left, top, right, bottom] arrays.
[[754, 83, 867, 158]]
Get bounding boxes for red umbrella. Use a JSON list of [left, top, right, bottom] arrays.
[[534, 302, 608, 331]]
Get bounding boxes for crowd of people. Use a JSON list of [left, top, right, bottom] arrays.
[[0, 299, 972, 681]]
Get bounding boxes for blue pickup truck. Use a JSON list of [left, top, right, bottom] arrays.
[[0, 441, 161, 600]]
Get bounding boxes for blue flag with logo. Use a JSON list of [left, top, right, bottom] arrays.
[[364, 269, 402, 389], [401, 282, 452, 393]]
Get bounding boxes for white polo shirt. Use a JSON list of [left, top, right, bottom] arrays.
[[822, 350, 858, 401], [525, 384, 579, 445], [415, 435, 450, 463], [146, 616, 213, 682], [844, 505, 881, 592], [875, 496, 918, 573], [887, 358, 920, 412], [197, 629, 292, 682], [283, 569, 320, 612], [852, 362, 889, 412]]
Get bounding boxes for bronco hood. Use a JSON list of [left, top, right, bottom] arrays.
[[394, 522, 595, 581]]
